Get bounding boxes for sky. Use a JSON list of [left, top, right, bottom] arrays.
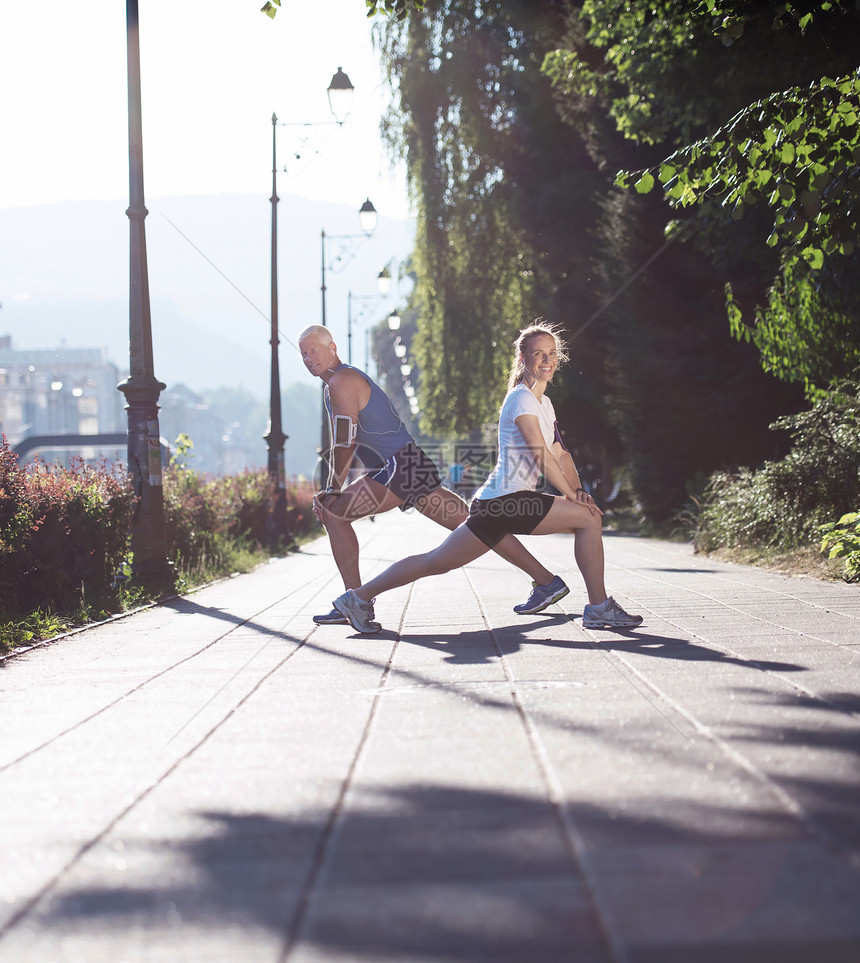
[[0, 0, 415, 388], [0, 0, 411, 218]]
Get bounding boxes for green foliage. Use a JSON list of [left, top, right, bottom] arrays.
[[1, 434, 320, 651], [820, 511, 860, 582], [0, 439, 136, 623], [622, 70, 860, 277], [378, 1, 608, 436], [694, 377, 860, 552], [726, 259, 860, 396], [556, 0, 860, 391], [162, 461, 319, 579], [378, 0, 815, 523], [261, 0, 425, 20]]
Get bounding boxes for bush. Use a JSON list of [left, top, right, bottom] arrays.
[[0, 439, 136, 619], [1, 433, 321, 649], [820, 511, 860, 582], [162, 458, 320, 581], [694, 377, 860, 553]]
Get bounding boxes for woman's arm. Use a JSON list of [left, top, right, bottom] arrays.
[[552, 441, 584, 492], [515, 414, 601, 514]]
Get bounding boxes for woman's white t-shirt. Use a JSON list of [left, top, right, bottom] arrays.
[[473, 383, 557, 499]]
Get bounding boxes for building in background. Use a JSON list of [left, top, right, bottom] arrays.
[[0, 335, 125, 464]]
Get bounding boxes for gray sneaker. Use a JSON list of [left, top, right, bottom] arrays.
[[582, 596, 643, 629], [312, 607, 349, 625], [333, 589, 381, 634], [514, 575, 570, 614]]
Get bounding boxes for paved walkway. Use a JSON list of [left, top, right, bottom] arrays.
[[1, 511, 859, 962]]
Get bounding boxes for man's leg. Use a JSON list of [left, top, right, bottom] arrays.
[[413, 487, 555, 585], [320, 476, 403, 590]]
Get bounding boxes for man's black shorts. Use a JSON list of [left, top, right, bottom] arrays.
[[465, 491, 557, 549], [365, 441, 443, 510]]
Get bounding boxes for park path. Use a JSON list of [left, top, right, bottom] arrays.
[[1, 510, 859, 962]]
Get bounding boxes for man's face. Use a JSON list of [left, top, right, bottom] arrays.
[[300, 334, 335, 377]]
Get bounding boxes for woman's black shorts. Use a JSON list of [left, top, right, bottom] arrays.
[[465, 492, 557, 549]]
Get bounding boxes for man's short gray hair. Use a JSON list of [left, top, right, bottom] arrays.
[[298, 324, 333, 345]]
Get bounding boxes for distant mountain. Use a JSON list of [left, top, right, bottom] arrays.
[[0, 194, 415, 397]]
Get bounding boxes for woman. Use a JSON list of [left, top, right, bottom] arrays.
[[333, 321, 642, 634]]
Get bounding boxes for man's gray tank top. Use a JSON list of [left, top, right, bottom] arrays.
[[324, 363, 413, 468]]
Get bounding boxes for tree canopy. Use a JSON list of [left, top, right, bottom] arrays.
[[261, 0, 426, 20], [545, 0, 860, 395]]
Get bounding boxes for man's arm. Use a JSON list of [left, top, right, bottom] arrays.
[[323, 369, 364, 492]]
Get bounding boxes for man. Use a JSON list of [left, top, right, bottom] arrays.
[[298, 325, 569, 625]]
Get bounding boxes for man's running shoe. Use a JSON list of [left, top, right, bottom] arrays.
[[333, 590, 381, 634], [513, 575, 570, 614], [582, 596, 643, 629], [312, 607, 349, 625]]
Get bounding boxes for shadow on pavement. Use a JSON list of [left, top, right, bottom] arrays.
[[27, 782, 860, 961]]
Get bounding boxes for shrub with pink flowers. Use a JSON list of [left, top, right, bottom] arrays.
[[1, 434, 321, 649], [1, 438, 136, 620]]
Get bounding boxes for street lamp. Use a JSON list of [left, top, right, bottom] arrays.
[[266, 67, 355, 543], [387, 310, 402, 330], [347, 290, 391, 366], [377, 265, 392, 295], [118, 0, 173, 589], [317, 200, 379, 482], [327, 67, 355, 124]]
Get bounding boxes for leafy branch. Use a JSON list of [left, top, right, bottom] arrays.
[[616, 69, 860, 272], [261, 0, 424, 20]]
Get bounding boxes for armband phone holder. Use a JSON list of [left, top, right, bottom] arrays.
[[333, 414, 357, 448]]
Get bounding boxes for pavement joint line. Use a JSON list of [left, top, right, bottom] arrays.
[[0, 628, 318, 946], [364, 678, 587, 694], [463, 567, 629, 963], [638, 608, 860, 723], [278, 581, 413, 963], [610, 541, 860, 617], [160, 521, 399, 747], [2, 555, 347, 772], [589, 636, 860, 872], [613, 558, 860, 650], [582, 627, 700, 746], [0, 564, 336, 773]]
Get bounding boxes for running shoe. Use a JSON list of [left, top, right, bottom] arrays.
[[312, 607, 349, 625], [333, 590, 381, 634], [582, 596, 643, 629], [513, 575, 570, 614]]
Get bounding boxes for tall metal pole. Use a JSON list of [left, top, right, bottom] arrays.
[[264, 114, 288, 543], [318, 230, 330, 486], [347, 291, 353, 364], [118, 0, 173, 589]]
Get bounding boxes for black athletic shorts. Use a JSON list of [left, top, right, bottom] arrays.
[[365, 441, 443, 510], [465, 491, 557, 549]]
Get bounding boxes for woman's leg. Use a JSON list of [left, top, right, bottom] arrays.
[[415, 487, 555, 584], [529, 497, 607, 604], [353, 524, 490, 603]]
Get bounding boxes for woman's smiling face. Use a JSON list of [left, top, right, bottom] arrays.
[[520, 333, 559, 385]]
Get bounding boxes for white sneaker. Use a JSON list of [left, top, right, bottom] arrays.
[[333, 589, 381, 634], [582, 596, 643, 629]]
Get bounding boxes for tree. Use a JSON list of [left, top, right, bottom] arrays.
[[261, 0, 426, 20], [374, 0, 812, 522], [546, 0, 860, 395], [377, 1, 610, 438]]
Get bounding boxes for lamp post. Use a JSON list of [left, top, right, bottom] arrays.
[[118, 0, 173, 589], [266, 68, 355, 541], [317, 200, 379, 483]]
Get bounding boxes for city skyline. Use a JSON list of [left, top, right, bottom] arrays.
[[0, 1, 415, 399]]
